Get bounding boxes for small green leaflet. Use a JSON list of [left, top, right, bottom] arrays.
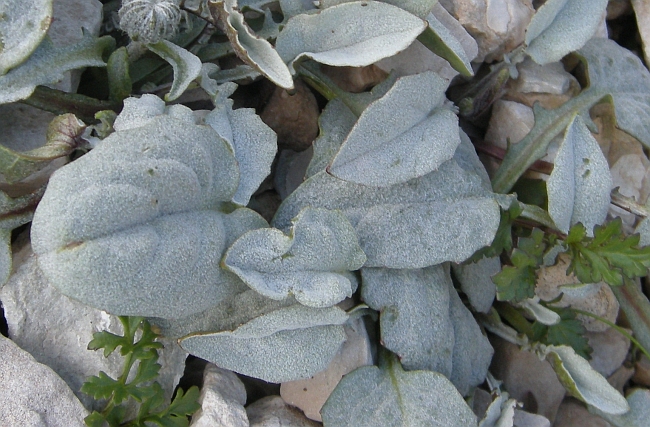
[[565, 218, 650, 287], [82, 317, 200, 427], [469, 200, 523, 262], [492, 229, 548, 302], [530, 306, 592, 359]]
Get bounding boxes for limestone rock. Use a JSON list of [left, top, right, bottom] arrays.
[[633, 355, 650, 387], [535, 254, 619, 332], [321, 64, 388, 93], [586, 327, 630, 378], [489, 336, 566, 422], [0, 335, 89, 426], [280, 318, 373, 422], [247, 396, 320, 427], [190, 364, 249, 427], [554, 397, 612, 427], [439, 0, 534, 62], [632, 0, 650, 66], [511, 58, 577, 96], [513, 409, 551, 427], [0, 243, 187, 411]]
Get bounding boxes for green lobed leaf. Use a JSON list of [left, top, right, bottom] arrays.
[[328, 71, 460, 187], [31, 99, 270, 319], [530, 306, 591, 359], [205, 85, 277, 206], [274, 145, 500, 269], [545, 345, 629, 414], [224, 207, 366, 307], [525, 0, 609, 65], [0, 0, 53, 75], [321, 352, 478, 427], [576, 38, 650, 149], [0, 33, 115, 104], [179, 304, 348, 382], [566, 219, 650, 287], [546, 115, 612, 234], [493, 229, 547, 302], [275, 1, 426, 73], [210, 0, 294, 89], [147, 40, 202, 102]]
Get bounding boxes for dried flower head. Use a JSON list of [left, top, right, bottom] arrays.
[[118, 0, 182, 44]]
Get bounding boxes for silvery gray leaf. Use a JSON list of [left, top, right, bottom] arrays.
[[451, 256, 500, 313], [224, 207, 366, 307], [546, 115, 612, 234], [179, 305, 348, 382], [525, 0, 608, 65], [275, 1, 426, 73], [328, 71, 460, 187], [147, 40, 202, 101]]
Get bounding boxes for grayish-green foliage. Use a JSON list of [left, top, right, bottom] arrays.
[[524, 0, 608, 65], [224, 207, 366, 307], [577, 38, 650, 149], [0, 0, 53, 75], [275, 144, 500, 269], [546, 345, 629, 414], [451, 256, 500, 313], [321, 353, 478, 427], [31, 98, 269, 318], [362, 264, 493, 395], [275, 1, 426, 73], [546, 114, 612, 234], [420, 10, 474, 77], [205, 83, 277, 206], [179, 305, 348, 382], [214, 0, 294, 89], [146, 40, 202, 102], [591, 389, 650, 427], [328, 71, 460, 187], [0, 33, 114, 104]]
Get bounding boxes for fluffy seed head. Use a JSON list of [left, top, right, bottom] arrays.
[[118, 0, 182, 44]]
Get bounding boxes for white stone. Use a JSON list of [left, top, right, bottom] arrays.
[[280, 318, 373, 422], [0, 335, 89, 426], [586, 327, 630, 377], [485, 100, 535, 148], [247, 396, 321, 427], [440, 0, 534, 62], [554, 397, 612, 427], [376, 3, 478, 81], [535, 254, 619, 333], [0, 244, 187, 411], [513, 58, 575, 95], [190, 364, 249, 427]]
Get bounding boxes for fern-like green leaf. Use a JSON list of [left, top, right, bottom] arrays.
[[566, 219, 650, 286]]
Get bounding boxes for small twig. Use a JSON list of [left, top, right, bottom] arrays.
[[472, 138, 555, 175], [610, 187, 650, 218]]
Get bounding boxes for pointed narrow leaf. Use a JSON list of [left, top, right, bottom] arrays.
[[0, 34, 114, 104], [546, 345, 629, 414], [418, 11, 474, 77], [211, 0, 294, 89], [276, 1, 426, 72], [525, 0, 608, 65], [321, 353, 477, 427], [179, 305, 347, 382], [547, 115, 612, 233], [0, 0, 53, 75], [577, 38, 650, 149], [147, 40, 202, 102], [329, 71, 460, 187], [224, 207, 366, 307]]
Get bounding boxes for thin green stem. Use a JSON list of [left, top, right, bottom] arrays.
[[571, 308, 650, 360]]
